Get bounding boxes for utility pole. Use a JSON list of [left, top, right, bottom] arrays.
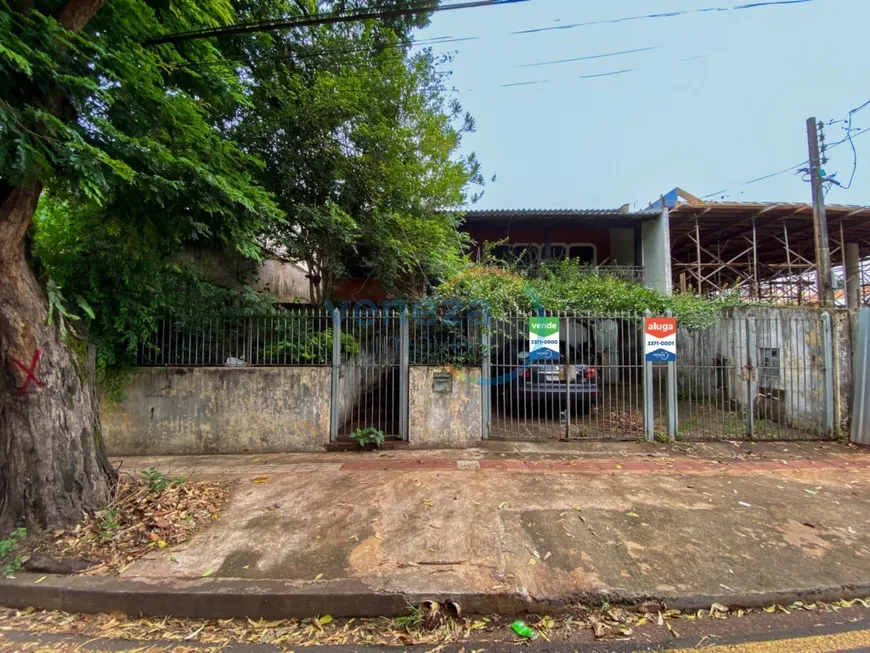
[[806, 117, 834, 307]]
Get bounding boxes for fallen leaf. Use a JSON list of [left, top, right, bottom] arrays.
[[252, 477, 270, 484], [804, 489, 819, 496], [34, 576, 46, 584], [626, 512, 640, 518], [498, 502, 509, 509], [201, 568, 215, 577], [319, 615, 333, 625], [314, 573, 323, 581]]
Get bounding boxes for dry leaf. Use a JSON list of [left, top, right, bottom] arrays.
[[252, 477, 270, 484]]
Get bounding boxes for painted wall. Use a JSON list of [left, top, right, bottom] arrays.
[[408, 366, 482, 448], [641, 209, 672, 294], [102, 367, 331, 455]]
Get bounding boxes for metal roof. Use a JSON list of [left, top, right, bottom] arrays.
[[462, 207, 661, 222], [668, 199, 870, 275]]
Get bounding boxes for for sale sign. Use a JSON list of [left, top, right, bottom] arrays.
[[529, 317, 560, 361], [644, 317, 677, 362]]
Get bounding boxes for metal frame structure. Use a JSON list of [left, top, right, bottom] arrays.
[[667, 199, 870, 306]]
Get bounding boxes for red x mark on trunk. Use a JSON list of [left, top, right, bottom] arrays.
[[14, 349, 44, 397]]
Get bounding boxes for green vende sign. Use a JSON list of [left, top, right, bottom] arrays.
[[529, 317, 559, 337]]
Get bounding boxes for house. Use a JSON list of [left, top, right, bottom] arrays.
[[460, 205, 673, 293]]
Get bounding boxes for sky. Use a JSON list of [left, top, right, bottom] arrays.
[[418, 0, 869, 211]]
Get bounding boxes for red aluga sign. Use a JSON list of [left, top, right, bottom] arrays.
[[644, 317, 677, 338]]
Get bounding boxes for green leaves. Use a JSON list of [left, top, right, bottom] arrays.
[[432, 260, 738, 329], [235, 7, 483, 301]]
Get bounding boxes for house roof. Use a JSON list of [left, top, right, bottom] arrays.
[[461, 207, 661, 226], [667, 198, 870, 263]]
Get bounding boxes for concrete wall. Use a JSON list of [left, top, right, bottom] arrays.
[[675, 307, 852, 435], [641, 209, 672, 294], [408, 366, 482, 448], [253, 259, 311, 303], [176, 246, 312, 304], [103, 367, 331, 455]]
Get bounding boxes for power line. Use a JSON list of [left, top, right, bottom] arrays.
[[825, 97, 870, 191], [700, 123, 869, 200], [174, 35, 480, 71], [513, 0, 813, 36], [145, 0, 527, 46], [513, 45, 659, 69]]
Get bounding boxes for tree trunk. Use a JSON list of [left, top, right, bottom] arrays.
[[0, 185, 115, 532]]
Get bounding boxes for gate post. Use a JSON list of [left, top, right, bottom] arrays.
[[822, 311, 835, 436], [330, 308, 341, 442], [481, 311, 491, 440], [744, 316, 757, 439], [399, 308, 410, 441], [643, 310, 654, 441], [665, 309, 678, 442]]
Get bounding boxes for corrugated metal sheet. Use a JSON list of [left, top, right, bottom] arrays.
[[852, 308, 870, 444], [462, 208, 660, 220]]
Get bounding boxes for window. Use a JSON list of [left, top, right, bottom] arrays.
[[549, 245, 567, 260], [568, 245, 597, 264]]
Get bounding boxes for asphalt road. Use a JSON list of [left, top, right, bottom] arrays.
[[5, 608, 870, 653]]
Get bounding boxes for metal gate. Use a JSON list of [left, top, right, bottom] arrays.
[[330, 308, 407, 442], [485, 312, 646, 441], [482, 309, 839, 442]]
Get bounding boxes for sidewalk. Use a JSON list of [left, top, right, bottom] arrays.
[[6, 441, 870, 618]]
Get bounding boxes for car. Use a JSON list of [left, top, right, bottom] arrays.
[[490, 339, 598, 417]]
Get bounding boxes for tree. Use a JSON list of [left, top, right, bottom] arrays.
[[233, 0, 484, 304], [0, 0, 278, 529]]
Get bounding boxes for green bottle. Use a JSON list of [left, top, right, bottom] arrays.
[[512, 620, 538, 639]]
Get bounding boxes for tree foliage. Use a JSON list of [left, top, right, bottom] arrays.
[[2, 0, 278, 230], [432, 259, 748, 330], [2, 0, 287, 373], [232, 0, 484, 304]]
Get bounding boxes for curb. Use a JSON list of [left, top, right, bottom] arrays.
[[2, 573, 870, 619]]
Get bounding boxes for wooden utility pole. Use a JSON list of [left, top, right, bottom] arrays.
[[807, 117, 834, 306]]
